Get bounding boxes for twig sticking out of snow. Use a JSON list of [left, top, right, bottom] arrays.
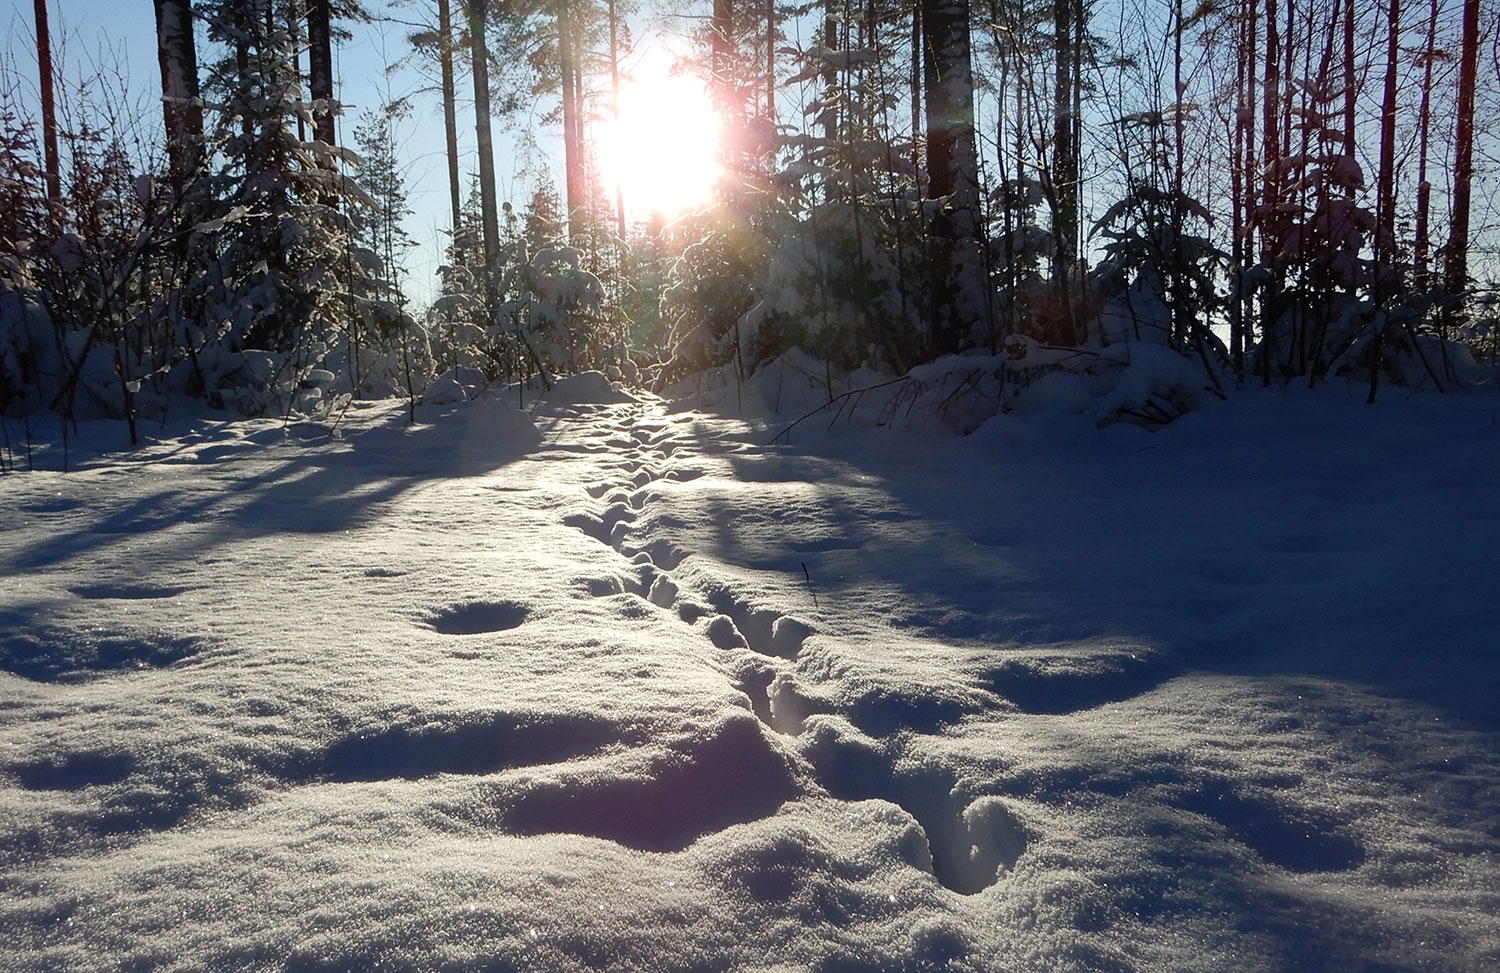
[[769, 376, 913, 445], [801, 561, 820, 610]]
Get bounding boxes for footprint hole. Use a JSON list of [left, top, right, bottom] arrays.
[[425, 600, 529, 635]]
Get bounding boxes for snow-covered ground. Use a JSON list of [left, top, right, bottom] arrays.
[[2, 371, 1498, 972]]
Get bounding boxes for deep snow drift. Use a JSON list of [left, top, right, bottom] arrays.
[[2, 370, 1498, 972]]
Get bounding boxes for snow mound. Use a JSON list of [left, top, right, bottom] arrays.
[[542, 371, 638, 405], [420, 372, 469, 405], [664, 348, 908, 434], [462, 398, 543, 451], [420, 366, 490, 406]]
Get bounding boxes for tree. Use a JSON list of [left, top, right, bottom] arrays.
[[398, 0, 467, 258], [196, 0, 374, 367], [711, 0, 738, 151], [557, 0, 586, 242], [32, 0, 60, 204], [1411, 0, 1440, 293], [153, 0, 205, 191], [1256, 0, 1283, 383], [921, 0, 986, 354], [1443, 0, 1479, 327], [1052, 0, 1080, 319], [1374, 0, 1401, 297], [308, 0, 337, 147], [466, 0, 502, 276], [437, 0, 464, 242], [606, 0, 625, 236], [353, 100, 416, 306], [1229, 0, 1257, 374]]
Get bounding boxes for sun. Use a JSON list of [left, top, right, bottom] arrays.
[[598, 63, 722, 221]]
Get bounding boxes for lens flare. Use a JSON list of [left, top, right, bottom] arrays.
[[598, 65, 721, 220]]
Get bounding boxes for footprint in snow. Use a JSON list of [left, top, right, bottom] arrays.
[[979, 645, 1175, 715], [1177, 780, 1365, 873], [498, 711, 799, 853], [0, 625, 203, 683], [9, 751, 136, 790], [423, 600, 529, 635], [800, 720, 1027, 895], [292, 711, 619, 783]]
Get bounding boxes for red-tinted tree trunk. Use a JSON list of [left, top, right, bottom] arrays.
[[1412, 0, 1439, 291], [1444, 0, 1479, 322], [33, 0, 60, 204]]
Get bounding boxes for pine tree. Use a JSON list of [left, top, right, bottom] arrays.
[[307, 0, 336, 148], [437, 0, 464, 243], [194, 0, 376, 401], [353, 101, 416, 307], [398, 0, 468, 257]]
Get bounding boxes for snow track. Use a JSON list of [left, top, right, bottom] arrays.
[[2, 384, 1499, 971], [551, 397, 1026, 897]]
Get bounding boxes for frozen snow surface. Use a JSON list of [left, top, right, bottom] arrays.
[[2, 371, 1499, 972]]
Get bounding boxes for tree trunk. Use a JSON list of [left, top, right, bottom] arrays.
[[152, 0, 203, 192], [33, 0, 60, 205], [1413, 0, 1438, 291], [438, 0, 464, 252], [1231, 0, 1256, 377], [1444, 0, 1479, 324], [1171, 0, 1186, 346], [558, 0, 585, 243], [607, 0, 625, 236], [307, 0, 335, 147], [1376, 0, 1400, 293], [921, 0, 984, 355], [468, 0, 501, 273], [1052, 0, 1077, 299], [910, 1, 922, 171], [1259, 0, 1282, 383], [235, 36, 253, 141], [288, 0, 305, 144], [711, 0, 736, 168], [765, 0, 776, 134], [1343, 0, 1356, 157]]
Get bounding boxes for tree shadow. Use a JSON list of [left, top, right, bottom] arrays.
[[3, 403, 540, 574], [713, 422, 1500, 733]]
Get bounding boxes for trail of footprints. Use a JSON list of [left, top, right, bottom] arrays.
[[562, 403, 1027, 895], [556, 403, 1369, 890], [1, 402, 1365, 891]]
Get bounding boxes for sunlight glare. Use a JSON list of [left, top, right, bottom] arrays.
[[600, 65, 721, 221]]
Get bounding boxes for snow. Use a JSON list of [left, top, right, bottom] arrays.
[[2, 375, 1499, 971]]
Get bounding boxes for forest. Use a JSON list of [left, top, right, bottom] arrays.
[[1, 0, 1496, 440], [5, 4, 1500, 969]]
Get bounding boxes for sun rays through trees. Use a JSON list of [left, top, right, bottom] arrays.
[[0, 0, 1496, 430]]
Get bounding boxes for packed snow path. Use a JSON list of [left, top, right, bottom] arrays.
[[2, 379, 1498, 972]]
